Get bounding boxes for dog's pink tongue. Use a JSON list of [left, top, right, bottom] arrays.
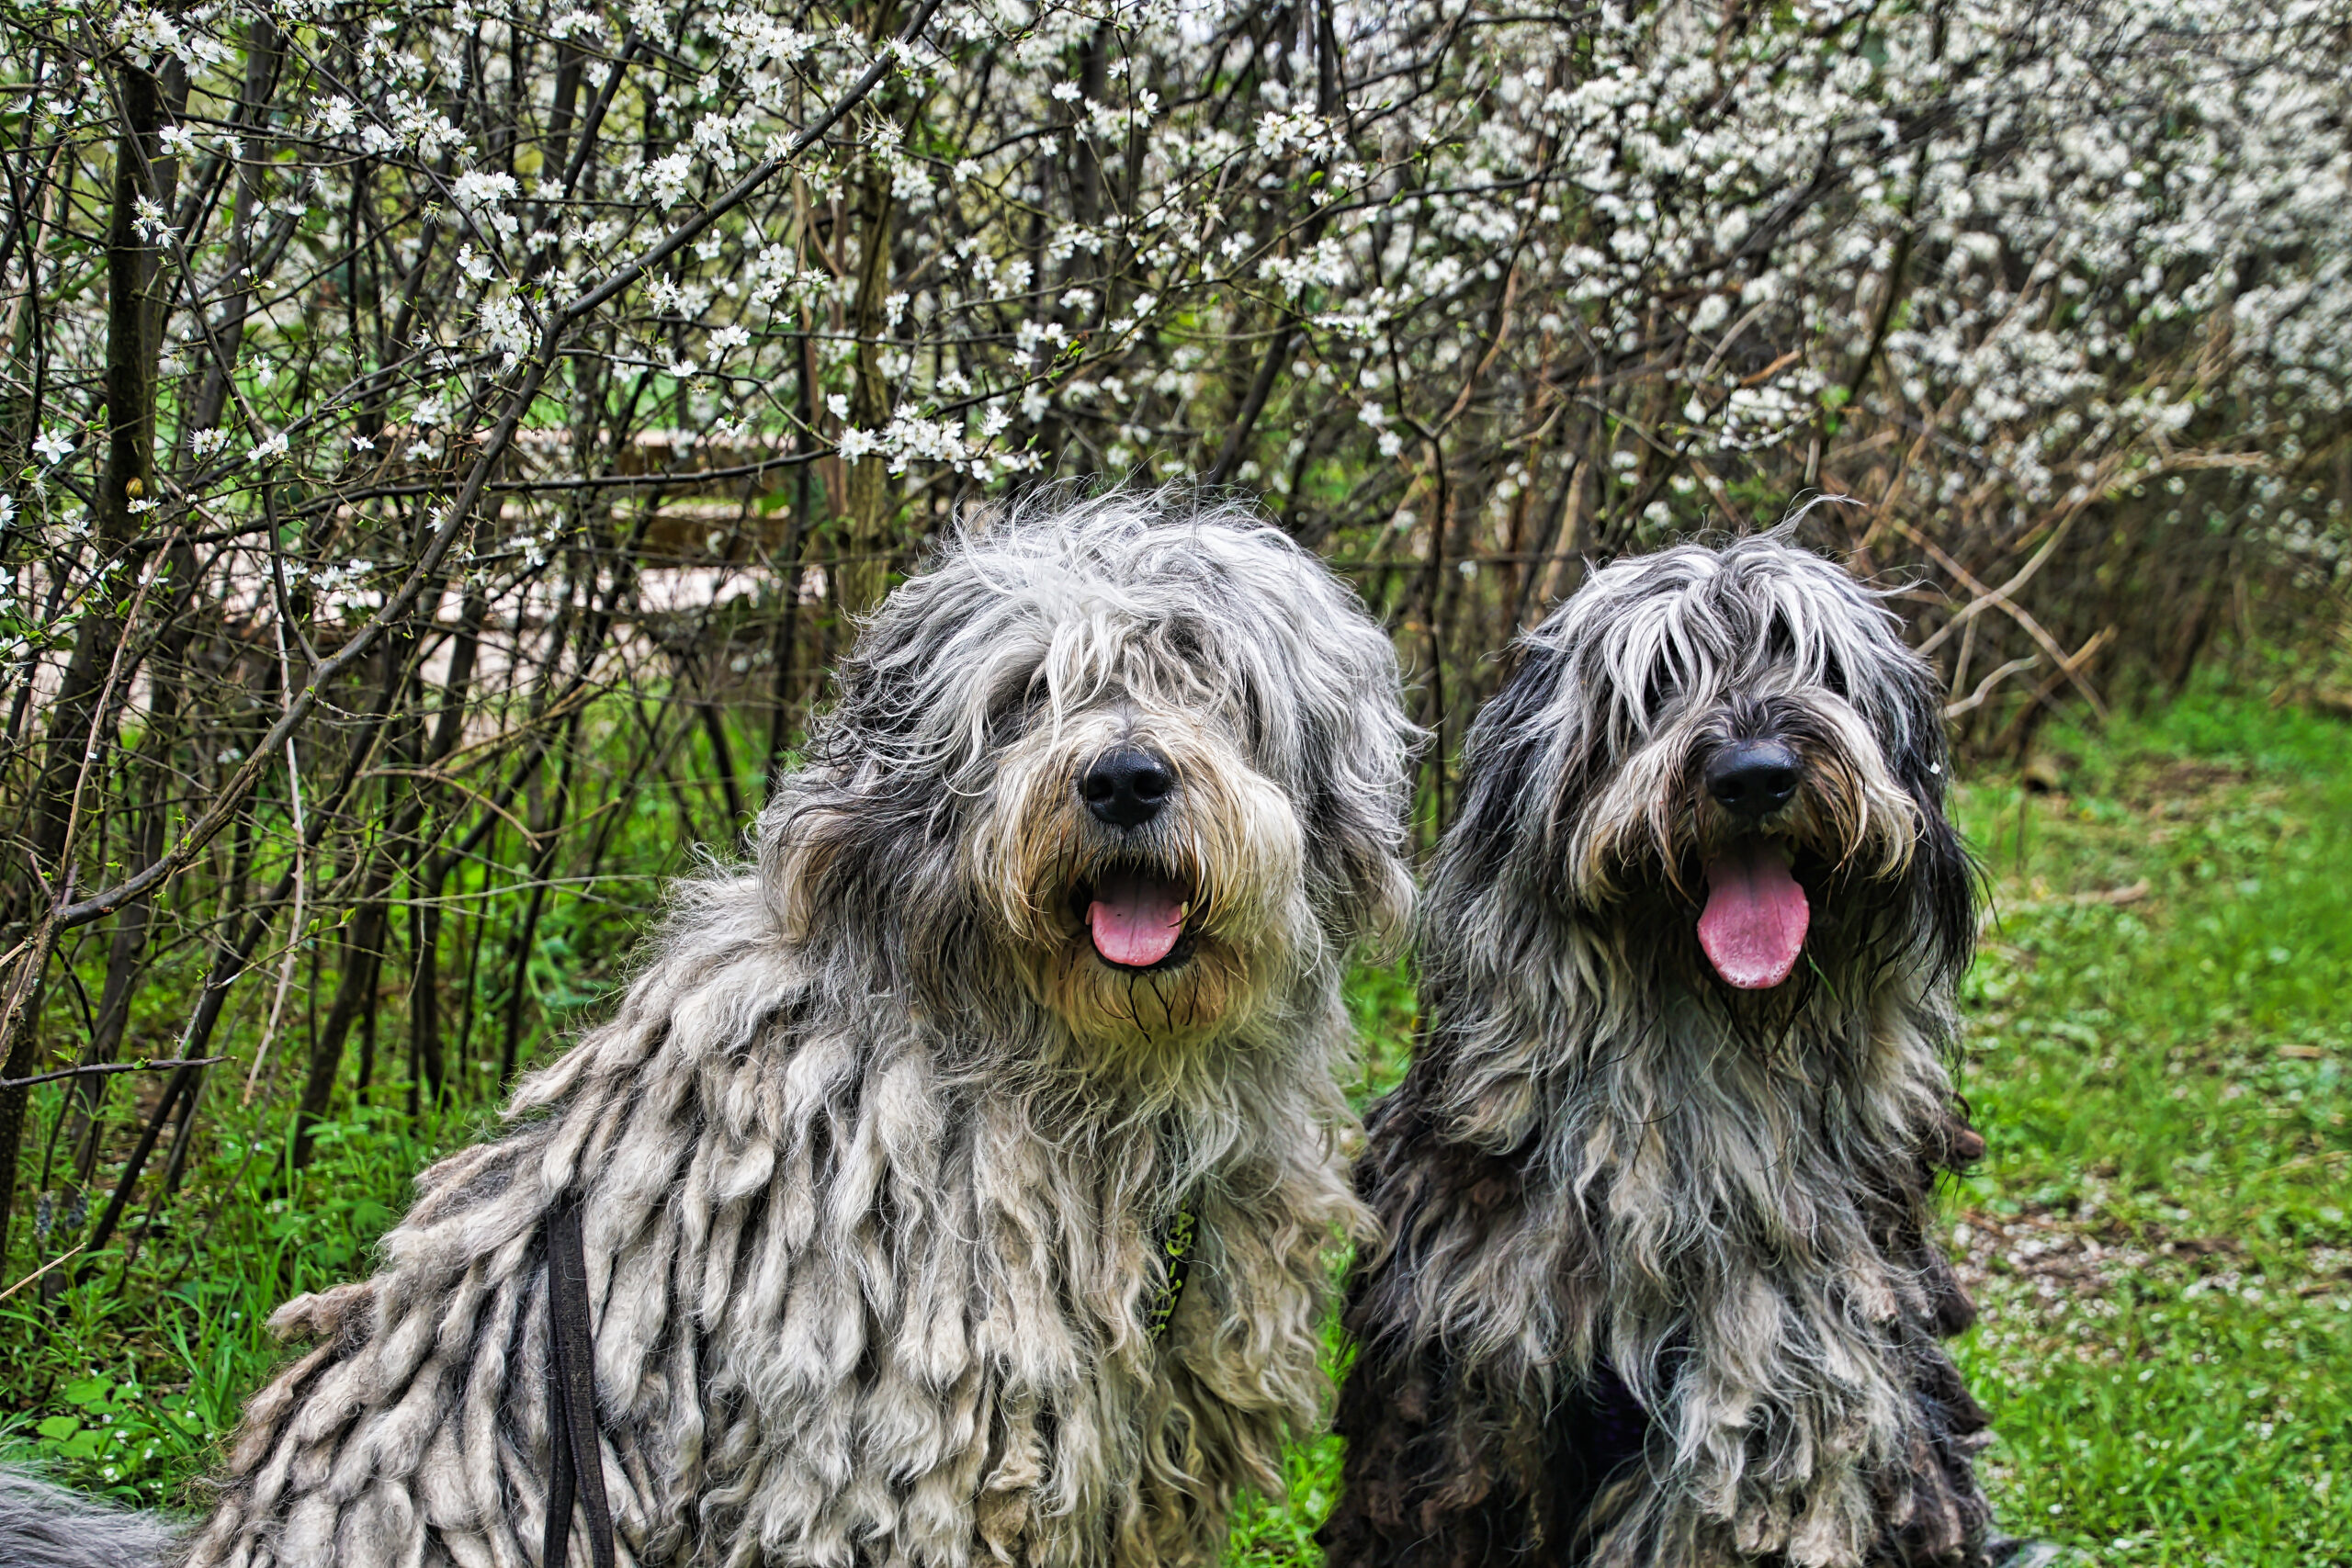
[[1088, 874, 1187, 967], [1698, 843, 1810, 989]]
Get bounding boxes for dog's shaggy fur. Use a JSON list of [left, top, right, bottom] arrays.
[[1322, 535, 1993, 1568], [3, 490, 1415, 1568]]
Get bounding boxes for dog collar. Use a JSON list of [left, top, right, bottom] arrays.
[[1145, 1206, 1197, 1342]]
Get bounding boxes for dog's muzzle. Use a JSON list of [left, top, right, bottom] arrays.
[[1073, 746, 1194, 969], [1697, 739, 1810, 989]]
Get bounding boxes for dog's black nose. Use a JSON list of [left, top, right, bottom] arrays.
[[1081, 748, 1174, 829], [1705, 739, 1802, 819]]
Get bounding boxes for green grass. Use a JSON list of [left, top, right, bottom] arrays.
[[6, 689, 2349, 1562], [1944, 694, 2352, 1564], [0, 1100, 507, 1500]]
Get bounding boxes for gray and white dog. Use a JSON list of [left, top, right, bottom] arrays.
[[1323, 534, 1993, 1568], [4, 489, 1416, 1568]]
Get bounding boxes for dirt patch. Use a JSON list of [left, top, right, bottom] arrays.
[[1955, 1208, 2161, 1328], [1950, 1200, 2352, 1363], [2127, 758, 2251, 810]]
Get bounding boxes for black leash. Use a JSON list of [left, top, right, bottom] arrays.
[[544, 1190, 616, 1568]]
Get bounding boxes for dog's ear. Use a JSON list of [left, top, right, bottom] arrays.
[[1332, 818, 1416, 955], [1294, 669, 1419, 951], [756, 753, 961, 945], [1888, 652, 1977, 986], [756, 642, 933, 944], [1442, 639, 1600, 909], [1254, 559, 1422, 952], [756, 777, 859, 942]]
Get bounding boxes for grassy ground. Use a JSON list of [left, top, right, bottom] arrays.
[[6, 690, 2348, 1563], [1938, 695, 2352, 1564]]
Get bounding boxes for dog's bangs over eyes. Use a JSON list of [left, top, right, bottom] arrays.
[[1554, 540, 1913, 751], [1573, 581, 1729, 746], [845, 587, 1246, 793], [971, 567, 1370, 792], [963, 609, 1262, 762], [840, 498, 1402, 802]]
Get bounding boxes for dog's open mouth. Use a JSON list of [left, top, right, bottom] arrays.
[[1075, 868, 1195, 971], [1697, 839, 1811, 989]]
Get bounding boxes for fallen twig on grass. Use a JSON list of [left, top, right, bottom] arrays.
[[0, 1243, 85, 1305]]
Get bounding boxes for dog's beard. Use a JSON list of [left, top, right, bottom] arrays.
[[967, 712, 1307, 1054], [1652, 841, 1917, 1019]]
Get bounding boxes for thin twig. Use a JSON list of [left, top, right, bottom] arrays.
[[54, 527, 181, 887], [1890, 516, 2108, 719], [0, 1056, 229, 1092], [1943, 655, 2041, 719], [246, 551, 311, 1104]]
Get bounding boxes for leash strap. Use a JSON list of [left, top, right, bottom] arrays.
[[544, 1190, 616, 1568], [1145, 1206, 1196, 1341]]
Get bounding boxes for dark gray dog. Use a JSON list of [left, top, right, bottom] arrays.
[[1325, 534, 1996, 1568]]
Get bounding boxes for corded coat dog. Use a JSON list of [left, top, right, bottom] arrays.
[[2, 490, 1417, 1568], [1322, 535, 1994, 1568]]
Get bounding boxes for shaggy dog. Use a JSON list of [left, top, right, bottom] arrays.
[[3, 490, 1416, 1568], [1322, 535, 1995, 1568]]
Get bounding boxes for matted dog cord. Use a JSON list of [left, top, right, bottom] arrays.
[[544, 1191, 616, 1568], [1145, 1205, 1197, 1341]]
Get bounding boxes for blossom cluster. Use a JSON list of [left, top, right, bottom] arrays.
[[5, 0, 2345, 693]]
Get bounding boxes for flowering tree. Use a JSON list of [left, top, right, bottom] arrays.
[[0, 0, 2346, 1294]]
